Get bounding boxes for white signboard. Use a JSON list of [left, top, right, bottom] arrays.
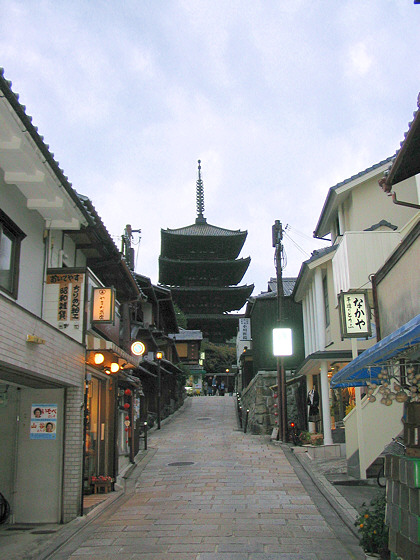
[[338, 291, 371, 339], [44, 271, 85, 343], [239, 318, 251, 341]]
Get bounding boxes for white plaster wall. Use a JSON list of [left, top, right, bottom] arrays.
[[344, 391, 404, 472], [0, 178, 45, 315], [346, 175, 418, 233]]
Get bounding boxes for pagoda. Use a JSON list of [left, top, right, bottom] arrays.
[[159, 161, 254, 342]]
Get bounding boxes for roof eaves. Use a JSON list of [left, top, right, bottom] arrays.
[[0, 68, 87, 217], [314, 156, 394, 238], [292, 245, 337, 301], [381, 94, 420, 190]]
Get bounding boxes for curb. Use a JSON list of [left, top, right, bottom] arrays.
[[289, 446, 360, 539]]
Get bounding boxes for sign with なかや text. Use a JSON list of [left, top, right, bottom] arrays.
[[338, 290, 371, 339]]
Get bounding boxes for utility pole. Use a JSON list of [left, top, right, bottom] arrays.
[[121, 224, 141, 271], [120, 225, 141, 350], [272, 220, 288, 442]]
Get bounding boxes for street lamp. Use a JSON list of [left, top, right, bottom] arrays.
[[273, 328, 293, 443], [156, 351, 163, 429]]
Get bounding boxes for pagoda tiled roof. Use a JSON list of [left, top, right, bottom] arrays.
[[162, 222, 247, 237]]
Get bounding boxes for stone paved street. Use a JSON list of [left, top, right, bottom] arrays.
[[54, 397, 364, 559]]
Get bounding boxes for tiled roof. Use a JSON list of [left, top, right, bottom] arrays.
[[163, 222, 247, 237], [169, 329, 203, 341], [265, 277, 296, 297], [314, 156, 394, 239], [382, 92, 420, 189], [328, 156, 394, 192]]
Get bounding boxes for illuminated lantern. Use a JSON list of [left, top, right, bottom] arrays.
[[125, 427, 129, 432], [124, 389, 132, 396], [124, 403, 130, 410], [125, 415, 130, 421], [110, 362, 120, 373]]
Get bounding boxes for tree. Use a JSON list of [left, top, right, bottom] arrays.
[[202, 341, 236, 374], [173, 303, 188, 330]]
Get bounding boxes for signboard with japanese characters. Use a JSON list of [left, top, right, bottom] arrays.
[[239, 318, 251, 341], [92, 287, 115, 324], [30, 404, 58, 439], [44, 269, 85, 343], [338, 290, 371, 339]]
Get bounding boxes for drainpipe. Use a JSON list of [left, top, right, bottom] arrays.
[[391, 191, 420, 209]]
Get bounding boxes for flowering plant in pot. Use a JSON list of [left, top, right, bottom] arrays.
[[354, 493, 389, 559]]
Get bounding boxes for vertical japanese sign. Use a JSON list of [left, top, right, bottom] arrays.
[[45, 271, 85, 342], [30, 404, 58, 439], [338, 291, 371, 339], [92, 287, 115, 324], [239, 318, 251, 341]]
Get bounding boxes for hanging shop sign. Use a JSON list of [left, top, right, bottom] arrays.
[[338, 290, 371, 339], [92, 287, 116, 324], [45, 269, 85, 343], [239, 318, 251, 341], [30, 404, 58, 440]]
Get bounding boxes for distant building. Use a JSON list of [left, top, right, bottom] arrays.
[[159, 161, 254, 343], [240, 278, 304, 388]]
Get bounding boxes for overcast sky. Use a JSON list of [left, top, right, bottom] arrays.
[[1, 1, 419, 297]]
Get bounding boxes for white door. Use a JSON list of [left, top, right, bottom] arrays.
[[14, 388, 64, 523]]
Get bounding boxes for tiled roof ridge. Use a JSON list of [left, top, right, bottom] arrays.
[[330, 155, 395, 192]]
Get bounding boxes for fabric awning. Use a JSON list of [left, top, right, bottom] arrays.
[[330, 314, 420, 388]]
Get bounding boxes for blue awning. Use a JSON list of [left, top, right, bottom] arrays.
[[330, 314, 420, 388]]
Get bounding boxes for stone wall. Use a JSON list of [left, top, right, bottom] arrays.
[[241, 372, 277, 434], [240, 371, 306, 435]]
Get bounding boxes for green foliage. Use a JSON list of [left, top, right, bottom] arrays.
[[173, 303, 188, 330], [354, 493, 389, 557], [202, 341, 236, 374], [299, 431, 312, 444]]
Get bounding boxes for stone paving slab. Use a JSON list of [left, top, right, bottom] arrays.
[[4, 397, 365, 560], [54, 396, 364, 559]]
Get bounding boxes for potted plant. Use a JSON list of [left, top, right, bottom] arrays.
[[354, 493, 389, 559]]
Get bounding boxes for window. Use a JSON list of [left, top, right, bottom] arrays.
[[0, 210, 26, 298]]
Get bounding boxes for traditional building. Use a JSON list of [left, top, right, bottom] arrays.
[[159, 161, 254, 342]]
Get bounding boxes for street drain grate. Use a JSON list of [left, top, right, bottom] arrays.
[[31, 530, 58, 535], [168, 461, 195, 467], [197, 417, 212, 421]]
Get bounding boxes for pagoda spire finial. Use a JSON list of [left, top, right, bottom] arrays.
[[195, 159, 206, 224]]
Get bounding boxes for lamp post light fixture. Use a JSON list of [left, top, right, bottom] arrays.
[[156, 351, 163, 429], [273, 328, 293, 443], [273, 328, 293, 356]]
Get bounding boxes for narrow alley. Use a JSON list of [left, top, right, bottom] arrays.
[[45, 397, 363, 559]]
